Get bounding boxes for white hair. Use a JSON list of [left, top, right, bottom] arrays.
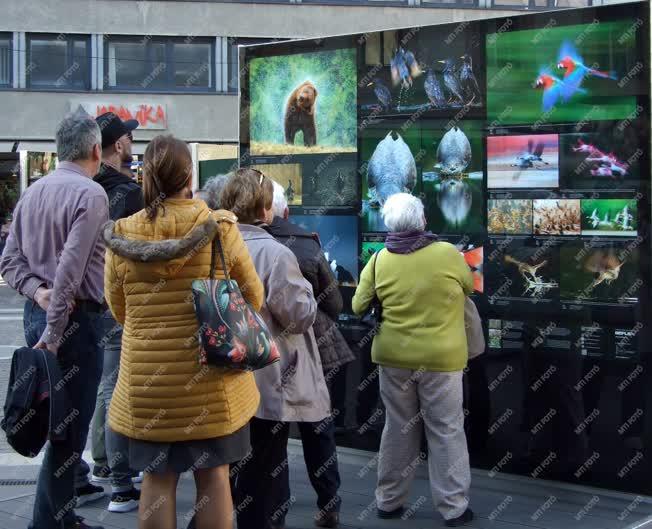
[[201, 173, 231, 210], [381, 193, 426, 232], [271, 180, 288, 218], [55, 110, 101, 162]]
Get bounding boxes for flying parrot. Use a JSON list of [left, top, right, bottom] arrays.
[[556, 40, 618, 99]]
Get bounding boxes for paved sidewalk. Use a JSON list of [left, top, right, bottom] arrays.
[[0, 442, 651, 529]]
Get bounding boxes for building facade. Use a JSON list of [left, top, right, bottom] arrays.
[[0, 0, 606, 155]]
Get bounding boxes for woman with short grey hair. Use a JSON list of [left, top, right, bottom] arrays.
[[197, 173, 231, 210], [352, 193, 475, 527]]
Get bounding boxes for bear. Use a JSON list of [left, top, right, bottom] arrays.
[[284, 81, 318, 147]]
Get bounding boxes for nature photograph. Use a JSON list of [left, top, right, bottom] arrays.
[[487, 199, 533, 235], [421, 121, 485, 235], [560, 126, 642, 190], [251, 162, 303, 206], [486, 19, 642, 125], [289, 215, 359, 285], [249, 48, 357, 155], [580, 198, 638, 237], [560, 245, 639, 303], [359, 118, 421, 232], [487, 134, 559, 189], [532, 199, 581, 235], [358, 23, 484, 116], [301, 154, 358, 208], [486, 241, 560, 300]]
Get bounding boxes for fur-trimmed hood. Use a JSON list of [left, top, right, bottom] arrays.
[[102, 210, 236, 262]]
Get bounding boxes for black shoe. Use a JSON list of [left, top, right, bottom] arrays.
[[315, 511, 339, 527], [445, 508, 474, 527], [75, 483, 106, 507], [68, 515, 104, 529], [108, 487, 140, 512], [377, 506, 404, 519], [91, 465, 112, 484]]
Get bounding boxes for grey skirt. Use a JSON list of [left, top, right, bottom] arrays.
[[121, 423, 251, 474]]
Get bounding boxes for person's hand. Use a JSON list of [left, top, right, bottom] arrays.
[[34, 287, 53, 311], [34, 340, 59, 357]]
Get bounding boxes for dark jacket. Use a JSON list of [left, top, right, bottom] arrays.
[[1, 347, 70, 457], [266, 217, 355, 371], [94, 163, 143, 221]]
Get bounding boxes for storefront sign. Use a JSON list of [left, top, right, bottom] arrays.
[[71, 102, 168, 130]]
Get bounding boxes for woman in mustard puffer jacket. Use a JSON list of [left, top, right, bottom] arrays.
[[102, 135, 264, 529]]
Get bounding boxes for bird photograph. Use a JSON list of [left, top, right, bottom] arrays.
[[486, 244, 559, 300], [439, 58, 466, 106], [366, 78, 392, 111], [390, 46, 422, 89], [556, 40, 618, 100], [560, 246, 636, 302], [580, 199, 637, 237], [486, 19, 639, 125], [362, 130, 417, 232], [458, 53, 482, 104], [424, 68, 447, 108], [358, 26, 484, 114], [487, 134, 559, 188]]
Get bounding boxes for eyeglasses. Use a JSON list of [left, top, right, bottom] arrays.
[[126, 131, 133, 142], [249, 168, 265, 186]]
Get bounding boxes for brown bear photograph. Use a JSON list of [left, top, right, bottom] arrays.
[[285, 81, 318, 147], [249, 49, 357, 156]]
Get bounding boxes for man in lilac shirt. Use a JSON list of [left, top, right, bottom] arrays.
[[0, 111, 109, 529]]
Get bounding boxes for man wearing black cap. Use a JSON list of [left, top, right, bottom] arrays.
[[86, 112, 143, 513]]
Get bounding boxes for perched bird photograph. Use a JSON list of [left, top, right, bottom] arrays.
[[366, 78, 392, 111], [424, 68, 447, 108], [458, 53, 482, 104], [439, 58, 465, 105]]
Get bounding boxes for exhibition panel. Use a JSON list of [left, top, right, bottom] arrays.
[[239, 2, 651, 493]]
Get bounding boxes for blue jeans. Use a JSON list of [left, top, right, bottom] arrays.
[[101, 311, 133, 490], [24, 301, 103, 529]]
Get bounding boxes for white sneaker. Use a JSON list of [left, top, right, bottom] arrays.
[[108, 487, 140, 513]]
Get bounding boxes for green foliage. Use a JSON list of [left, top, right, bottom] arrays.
[[249, 49, 357, 148]]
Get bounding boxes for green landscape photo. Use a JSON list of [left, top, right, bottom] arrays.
[[486, 20, 642, 125], [249, 49, 357, 155]]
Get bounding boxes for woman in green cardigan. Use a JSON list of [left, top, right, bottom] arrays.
[[352, 193, 474, 527]]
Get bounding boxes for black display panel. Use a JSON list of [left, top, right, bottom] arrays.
[[240, 2, 651, 495]]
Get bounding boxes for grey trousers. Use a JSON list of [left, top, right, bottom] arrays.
[[376, 366, 470, 521]]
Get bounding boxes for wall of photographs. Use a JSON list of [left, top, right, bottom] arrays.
[[240, 1, 652, 494]]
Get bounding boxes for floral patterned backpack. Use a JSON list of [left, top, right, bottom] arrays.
[[191, 229, 280, 370]]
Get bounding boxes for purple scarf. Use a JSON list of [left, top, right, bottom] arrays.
[[385, 229, 438, 254]]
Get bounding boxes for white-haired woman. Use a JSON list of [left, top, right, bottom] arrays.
[[352, 193, 474, 527]]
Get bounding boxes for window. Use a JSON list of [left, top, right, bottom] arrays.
[[227, 38, 284, 93], [104, 36, 214, 91], [0, 34, 11, 87], [27, 34, 90, 89]]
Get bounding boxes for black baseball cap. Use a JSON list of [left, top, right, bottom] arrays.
[[96, 112, 139, 149]]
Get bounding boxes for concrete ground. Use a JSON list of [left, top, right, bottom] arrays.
[[0, 286, 651, 529], [0, 442, 652, 529]]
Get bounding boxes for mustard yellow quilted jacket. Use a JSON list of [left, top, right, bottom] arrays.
[[102, 199, 264, 442]]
